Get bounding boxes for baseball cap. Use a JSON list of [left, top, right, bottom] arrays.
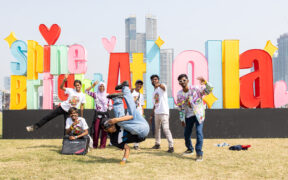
[[101, 118, 113, 130]]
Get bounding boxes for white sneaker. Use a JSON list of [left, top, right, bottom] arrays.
[[183, 149, 194, 155], [196, 155, 203, 162], [26, 125, 35, 132]]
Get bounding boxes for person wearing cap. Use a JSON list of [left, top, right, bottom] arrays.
[[101, 81, 149, 165], [130, 80, 145, 150]]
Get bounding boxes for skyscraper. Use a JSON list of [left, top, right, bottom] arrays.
[[273, 33, 288, 84], [145, 15, 157, 41], [160, 49, 174, 97], [4, 76, 10, 91], [125, 16, 137, 54], [136, 33, 146, 54]]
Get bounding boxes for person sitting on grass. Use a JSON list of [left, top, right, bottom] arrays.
[[65, 107, 92, 148], [101, 81, 150, 165]]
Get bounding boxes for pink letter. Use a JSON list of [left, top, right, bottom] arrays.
[[42, 72, 54, 109], [172, 50, 208, 102], [68, 44, 87, 74]]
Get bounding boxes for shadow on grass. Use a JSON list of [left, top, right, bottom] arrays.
[[17, 145, 60, 149], [74, 155, 120, 164], [134, 150, 196, 160], [50, 149, 62, 154], [50, 148, 120, 163]]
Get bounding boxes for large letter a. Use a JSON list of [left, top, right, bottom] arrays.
[[107, 53, 131, 95]]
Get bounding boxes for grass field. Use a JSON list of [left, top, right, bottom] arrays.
[[0, 112, 287, 179], [0, 137, 287, 179]]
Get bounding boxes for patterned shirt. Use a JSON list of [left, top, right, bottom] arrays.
[[176, 82, 213, 124], [85, 90, 112, 112]]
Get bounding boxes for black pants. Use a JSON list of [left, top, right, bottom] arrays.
[[35, 106, 69, 128]]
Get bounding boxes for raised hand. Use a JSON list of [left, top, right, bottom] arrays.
[[93, 81, 99, 86], [197, 76, 206, 85], [64, 74, 69, 80]]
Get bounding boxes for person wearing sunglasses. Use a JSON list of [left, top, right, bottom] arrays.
[[176, 74, 213, 162]]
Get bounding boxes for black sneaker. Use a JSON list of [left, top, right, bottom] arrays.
[[152, 144, 161, 149], [196, 155, 203, 162], [133, 146, 139, 150], [107, 93, 124, 99], [183, 149, 194, 155], [167, 147, 174, 153], [115, 81, 129, 90]]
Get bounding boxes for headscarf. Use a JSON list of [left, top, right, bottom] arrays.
[[96, 82, 109, 111]]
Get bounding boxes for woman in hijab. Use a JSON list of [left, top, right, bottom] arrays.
[[85, 81, 112, 148]]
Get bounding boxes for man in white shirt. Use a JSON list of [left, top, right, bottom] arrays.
[[131, 80, 145, 150], [65, 107, 92, 150], [26, 74, 86, 132], [149, 75, 174, 153], [65, 107, 89, 140]]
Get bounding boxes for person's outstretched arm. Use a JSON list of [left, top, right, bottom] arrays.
[[60, 74, 69, 91], [197, 76, 213, 96], [109, 115, 133, 124], [120, 144, 130, 165], [154, 82, 166, 91], [85, 81, 98, 96], [69, 129, 88, 140]]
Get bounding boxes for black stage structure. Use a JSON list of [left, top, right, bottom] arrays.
[[2, 109, 288, 139]]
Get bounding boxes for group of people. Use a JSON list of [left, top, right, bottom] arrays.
[[26, 73, 213, 164]]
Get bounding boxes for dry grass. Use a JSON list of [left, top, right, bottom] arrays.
[[0, 138, 287, 180], [0, 112, 2, 138]]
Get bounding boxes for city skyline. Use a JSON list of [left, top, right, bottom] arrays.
[[1, 0, 288, 90], [273, 33, 288, 84]]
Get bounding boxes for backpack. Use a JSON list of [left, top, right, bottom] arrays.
[[61, 137, 89, 155]]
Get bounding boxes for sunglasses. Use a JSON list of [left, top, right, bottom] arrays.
[[179, 79, 187, 83]]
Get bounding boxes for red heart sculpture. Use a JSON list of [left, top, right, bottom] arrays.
[[39, 24, 61, 45]]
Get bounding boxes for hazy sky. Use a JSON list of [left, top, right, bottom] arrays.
[[1, 0, 288, 89]]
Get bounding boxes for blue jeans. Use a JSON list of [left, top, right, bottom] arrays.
[[184, 116, 204, 156], [112, 86, 149, 138]]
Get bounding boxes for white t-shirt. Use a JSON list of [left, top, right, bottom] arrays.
[[65, 117, 89, 135], [152, 84, 169, 115], [177, 90, 195, 118], [61, 88, 86, 112], [132, 90, 145, 115]]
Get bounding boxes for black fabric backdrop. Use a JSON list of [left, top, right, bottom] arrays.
[[2, 109, 288, 139]]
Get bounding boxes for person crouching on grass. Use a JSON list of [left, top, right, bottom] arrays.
[[65, 107, 92, 148], [101, 81, 149, 165], [176, 74, 213, 162]]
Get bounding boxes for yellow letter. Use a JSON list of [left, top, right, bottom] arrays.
[[222, 40, 240, 108], [130, 53, 146, 94], [10, 75, 27, 109], [27, 40, 43, 79]]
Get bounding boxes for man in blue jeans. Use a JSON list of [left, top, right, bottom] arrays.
[[102, 81, 149, 164], [176, 74, 213, 162]]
